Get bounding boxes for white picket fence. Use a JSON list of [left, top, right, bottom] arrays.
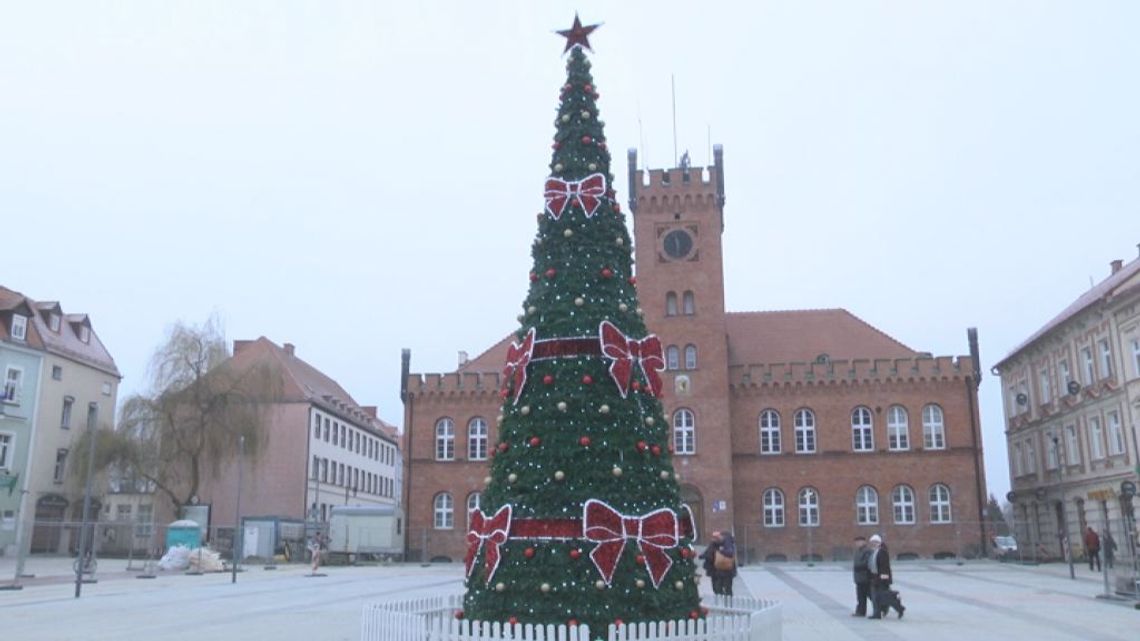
[[361, 593, 781, 641]]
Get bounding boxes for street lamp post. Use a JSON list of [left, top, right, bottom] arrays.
[[1052, 436, 1076, 579], [74, 403, 99, 598], [232, 435, 244, 584]]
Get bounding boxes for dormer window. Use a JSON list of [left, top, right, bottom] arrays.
[[10, 315, 27, 342], [48, 313, 61, 332], [78, 325, 90, 343]]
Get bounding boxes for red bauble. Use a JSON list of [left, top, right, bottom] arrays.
[[552, 141, 560, 150], [529, 436, 541, 447], [680, 547, 692, 558], [563, 83, 572, 91], [499, 388, 510, 399], [701, 607, 710, 616], [583, 83, 593, 92], [529, 272, 538, 282], [636, 440, 648, 452], [509, 616, 519, 626], [667, 443, 675, 453], [524, 547, 535, 559], [635, 554, 645, 565], [581, 135, 592, 144], [568, 618, 579, 627], [628, 276, 637, 285], [455, 610, 465, 620], [689, 611, 699, 620], [614, 203, 621, 213], [569, 548, 581, 560], [614, 619, 624, 627], [599, 142, 607, 150], [543, 374, 554, 385], [631, 381, 641, 391], [650, 445, 662, 456], [579, 436, 591, 447], [601, 267, 613, 278], [498, 442, 509, 453], [582, 374, 593, 385], [545, 268, 557, 279]]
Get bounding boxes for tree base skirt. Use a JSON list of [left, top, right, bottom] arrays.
[[362, 593, 781, 641]]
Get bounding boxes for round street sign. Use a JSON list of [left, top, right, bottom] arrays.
[[1121, 480, 1137, 498], [1005, 491, 1017, 502]]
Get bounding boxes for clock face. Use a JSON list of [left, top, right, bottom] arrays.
[[662, 229, 694, 260]]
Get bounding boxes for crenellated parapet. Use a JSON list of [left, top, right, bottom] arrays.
[[405, 371, 504, 398], [729, 355, 975, 390]]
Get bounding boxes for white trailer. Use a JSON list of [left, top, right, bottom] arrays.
[[327, 505, 404, 563]]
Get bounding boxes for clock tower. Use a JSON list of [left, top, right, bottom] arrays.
[[627, 146, 734, 537]]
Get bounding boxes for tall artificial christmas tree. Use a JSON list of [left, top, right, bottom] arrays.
[[461, 16, 703, 633]]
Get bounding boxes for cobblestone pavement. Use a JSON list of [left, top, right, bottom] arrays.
[[0, 556, 1136, 640]]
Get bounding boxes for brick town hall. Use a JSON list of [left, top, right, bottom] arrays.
[[401, 148, 990, 563]]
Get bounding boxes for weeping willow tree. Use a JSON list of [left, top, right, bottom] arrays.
[[76, 317, 280, 516]]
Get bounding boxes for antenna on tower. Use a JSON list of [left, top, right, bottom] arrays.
[[671, 74, 678, 166], [707, 124, 712, 168]]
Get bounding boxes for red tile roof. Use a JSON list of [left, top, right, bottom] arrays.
[[0, 285, 119, 377], [229, 337, 397, 440], [994, 256, 1140, 369]]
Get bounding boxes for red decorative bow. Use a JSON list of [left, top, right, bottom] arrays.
[[598, 321, 665, 398], [465, 505, 512, 584], [583, 499, 678, 588], [544, 173, 607, 220], [502, 328, 535, 405]]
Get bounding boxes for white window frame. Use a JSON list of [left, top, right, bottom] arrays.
[[887, 405, 909, 451], [53, 449, 68, 483], [10, 314, 27, 341], [922, 404, 945, 449], [1132, 338, 1140, 378], [1044, 431, 1059, 469], [682, 291, 695, 315], [673, 408, 696, 455], [1088, 416, 1105, 460], [1012, 443, 1023, 476], [892, 485, 916, 524], [466, 492, 481, 527], [1025, 438, 1037, 473], [794, 409, 816, 454], [683, 344, 697, 370], [1059, 360, 1071, 386], [665, 292, 678, 317], [433, 493, 454, 529], [78, 324, 90, 343], [851, 407, 873, 452], [856, 485, 879, 525], [0, 431, 14, 471], [666, 345, 680, 370], [3, 367, 22, 405], [929, 484, 952, 523], [61, 396, 74, 429], [1106, 411, 1125, 456], [1064, 424, 1080, 465], [1039, 367, 1051, 403], [762, 488, 785, 527], [435, 418, 455, 461], [467, 417, 488, 461], [48, 313, 61, 332], [1082, 347, 1095, 384], [798, 487, 820, 527], [759, 410, 781, 454], [1098, 339, 1112, 378]]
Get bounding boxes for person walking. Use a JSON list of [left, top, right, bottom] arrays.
[[866, 534, 904, 619], [1103, 532, 1116, 569], [700, 530, 737, 597], [852, 536, 872, 617], [1084, 526, 1101, 572]]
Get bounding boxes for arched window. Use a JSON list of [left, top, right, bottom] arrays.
[[435, 418, 455, 461], [929, 484, 952, 523], [682, 291, 695, 315], [762, 488, 785, 527], [433, 493, 453, 529], [759, 410, 781, 454], [887, 405, 909, 451], [794, 409, 816, 453], [466, 492, 481, 527], [665, 292, 678, 316], [892, 485, 915, 524], [798, 487, 820, 527], [851, 406, 873, 452], [673, 409, 695, 455], [923, 404, 945, 450], [666, 345, 680, 370], [856, 486, 879, 525], [684, 344, 698, 370], [467, 417, 488, 460]]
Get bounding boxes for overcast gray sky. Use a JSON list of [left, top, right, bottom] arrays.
[[4, 2, 1140, 502]]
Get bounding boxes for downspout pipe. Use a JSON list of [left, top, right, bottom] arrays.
[[967, 328, 988, 557]]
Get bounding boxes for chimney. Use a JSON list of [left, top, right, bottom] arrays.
[[1110, 259, 1123, 274], [361, 405, 378, 419], [232, 340, 253, 356], [458, 350, 469, 367], [283, 342, 295, 357]]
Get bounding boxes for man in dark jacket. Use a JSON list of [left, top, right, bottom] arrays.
[[700, 530, 737, 596], [867, 534, 904, 619], [852, 536, 872, 616]]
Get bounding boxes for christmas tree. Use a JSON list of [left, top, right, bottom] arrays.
[[461, 16, 703, 633]]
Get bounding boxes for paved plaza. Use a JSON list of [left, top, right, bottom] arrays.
[[0, 556, 1135, 641]]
